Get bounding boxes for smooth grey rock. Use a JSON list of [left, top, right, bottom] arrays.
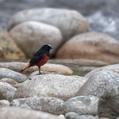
[[0, 78, 18, 86], [56, 32, 119, 63], [15, 74, 88, 100], [0, 107, 65, 119], [77, 64, 119, 118], [65, 112, 99, 119], [11, 96, 64, 114], [8, 8, 89, 40], [78, 69, 119, 97], [65, 112, 80, 119], [0, 62, 26, 72], [0, 82, 16, 100], [64, 96, 99, 115], [98, 95, 119, 119], [0, 31, 25, 60], [9, 21, 63, 57], [30, 63, 73, 75], [0, 62, 73, 75], [0, 100, 10, 107], [76, 115, 99, 119], [0, 68, 27, 82]]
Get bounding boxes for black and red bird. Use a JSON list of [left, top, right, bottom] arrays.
[[20, 44, 52, 74]]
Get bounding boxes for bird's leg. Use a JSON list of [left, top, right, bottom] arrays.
[[38, 66, 41, 74]]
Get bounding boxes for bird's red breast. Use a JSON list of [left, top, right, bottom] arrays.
[[36, 54, 49, 66]]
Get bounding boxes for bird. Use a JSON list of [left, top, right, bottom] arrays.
[[20, 44, 52, 74]]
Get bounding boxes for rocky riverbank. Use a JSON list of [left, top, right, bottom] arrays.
[[0, 1, 119, 119], [0, 62, 118, 118]]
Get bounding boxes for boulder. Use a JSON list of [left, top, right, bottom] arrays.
[[31, 63, 73, 75], [11, 96, 64, 114], [65, 112, 99, 119], [56, 32, 119, 63], [0, 68, 27, 83], [77, 64, 119, 118], [0, 62, 27, 72], [15, 74, 88, 100], [64, 96, 99, 115], [77, 65, 119, 97], [0, 100, 10, 107], [0, 82, 16, 100], [8, 8, 89, 40], [0, 62, 73, 75], [0, 107, 65, 119], [9, 21, 63, 57], [0, 78, 18, 86], [0, 32, 25, 60]]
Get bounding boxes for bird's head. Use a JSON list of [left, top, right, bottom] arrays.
[[41, 44, 53, 52]]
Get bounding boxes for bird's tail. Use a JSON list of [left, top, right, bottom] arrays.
[[20, 65, 30, 73]]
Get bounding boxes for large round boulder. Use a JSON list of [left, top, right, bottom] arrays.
[[56, 32, 119, 63], [8, 8, 89, 40], [0, 82, 16, 100], [11, 96, 64, 115], [77, 64, 119, 118], [0, 62, 73, 75], [15, 74, 88, 100], [64, 96, 99, 115], [0, 107, 65, 119], [9, 21, 63, 57], [0, 68, 27, 83], [0, 32, 25, 60]]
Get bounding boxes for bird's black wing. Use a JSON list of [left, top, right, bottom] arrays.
[[30, 50, 45, 66], [30, 46, 49, 66], [33, 48, 44, 57], [30, 55, 43, 66]]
